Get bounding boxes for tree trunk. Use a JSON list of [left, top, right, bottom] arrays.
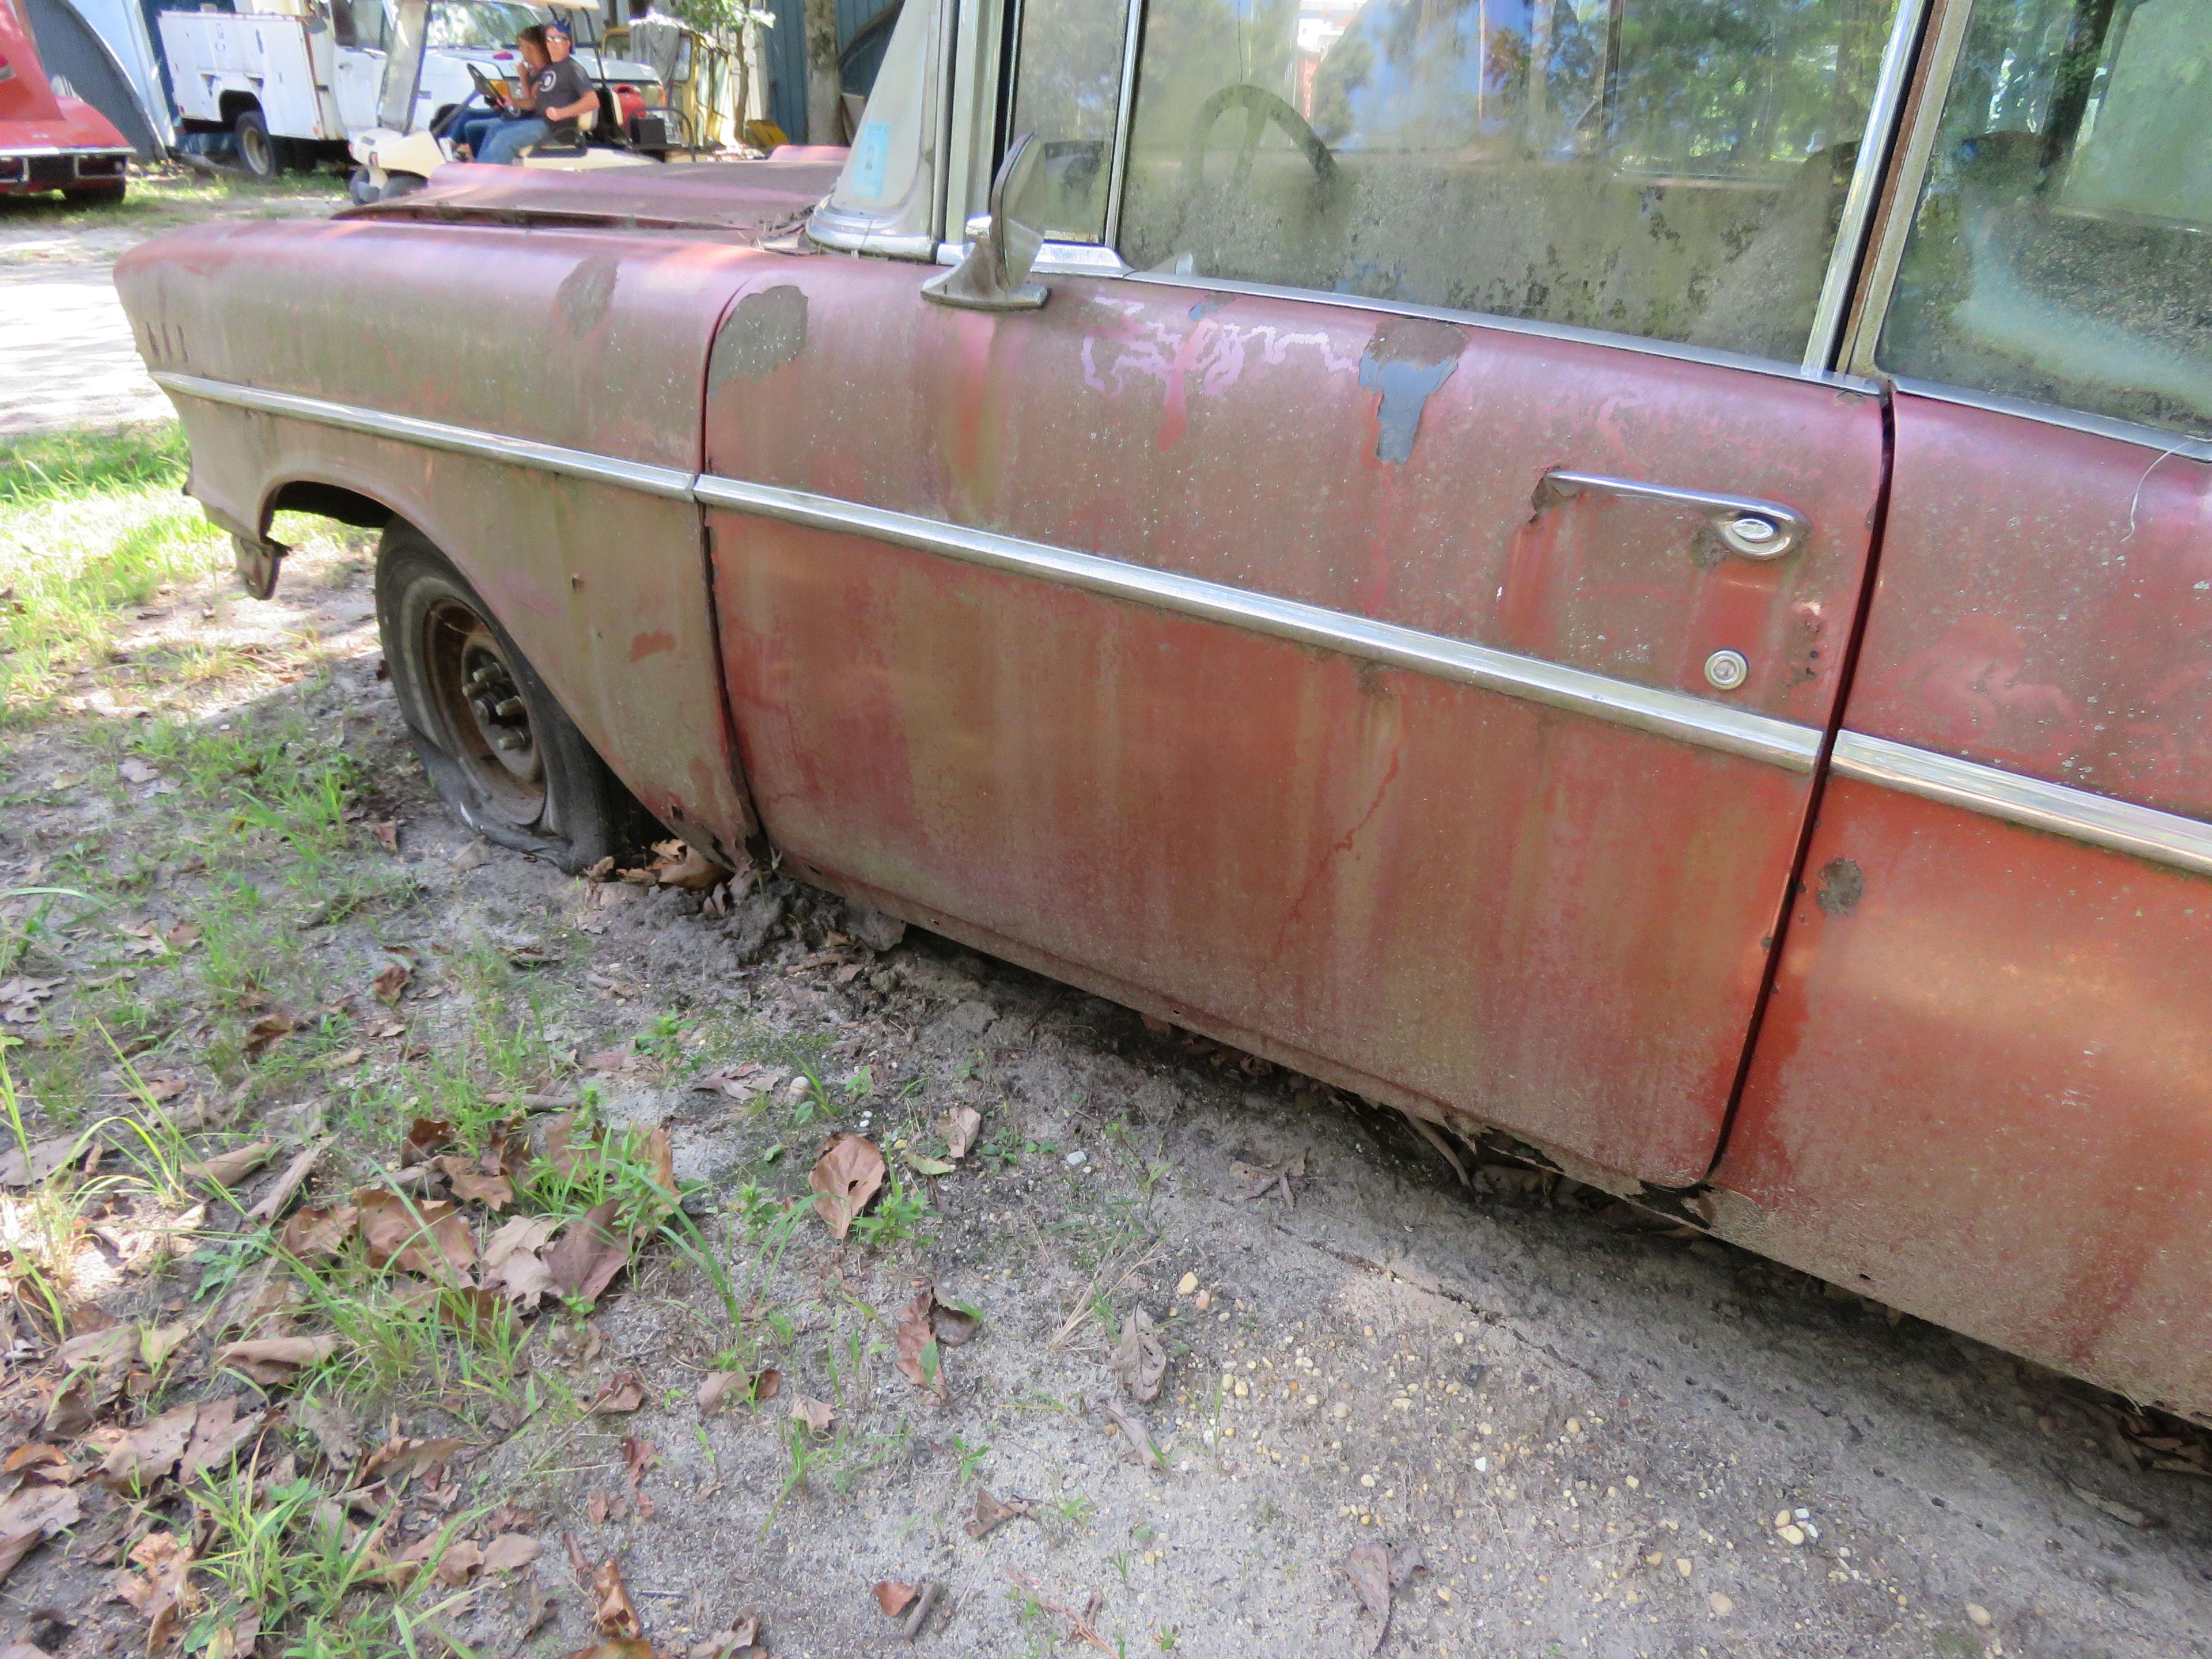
[[804, 0, 840, 143]]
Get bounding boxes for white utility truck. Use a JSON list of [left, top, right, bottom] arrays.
[[157, 0, 665, 176]]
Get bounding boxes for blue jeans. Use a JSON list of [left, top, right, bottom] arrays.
[[452, 111, 504, 158], [475, 115, 548, 165]]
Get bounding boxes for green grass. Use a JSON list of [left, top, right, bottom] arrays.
[[0, 426, 226, 709]]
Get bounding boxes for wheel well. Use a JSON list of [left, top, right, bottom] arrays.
[[263, 479, 397, 532], [218, 93, 264, 127]]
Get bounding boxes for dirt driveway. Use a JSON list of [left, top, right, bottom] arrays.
[[0, 171, 343, 434], [1, 206, 2208, 1659]]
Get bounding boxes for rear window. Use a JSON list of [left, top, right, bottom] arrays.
[[1876, 0, 2212, 440]]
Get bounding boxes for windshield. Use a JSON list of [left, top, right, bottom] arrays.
[[424, 1, 544, 48]]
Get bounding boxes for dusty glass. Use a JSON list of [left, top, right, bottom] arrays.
[[1118, 0, 1900, 362], [1877, 0, 2212, 440], [1006, 0, 1134, 243]]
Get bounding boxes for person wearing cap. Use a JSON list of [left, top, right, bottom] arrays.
[[469, 21, 599, 165]]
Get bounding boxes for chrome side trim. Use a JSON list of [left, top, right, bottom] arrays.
[[1832, 732, 2212, 878], [1802, 0, 1931, 373], [1889, 378, 2212, 463], [937, 237, 1131, 276], [698, 472, 1823, 772], [1100, 0, 1146, 251], [154, 370, 1823, 771], [150, 372, 699, 501], [1118, 268, 1881, 391]]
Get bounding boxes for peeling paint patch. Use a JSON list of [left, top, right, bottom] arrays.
[[1357, 317, 1464, 464], [709, 285, 809, 391], [628, 630, 677, 662], [1814, 857, 1865, 916], [556, 253, 621, 335]]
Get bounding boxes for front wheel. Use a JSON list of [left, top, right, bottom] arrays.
[[375, 522, 653, 872]]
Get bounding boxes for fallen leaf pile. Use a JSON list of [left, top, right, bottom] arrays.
[[892, 1284, 982, 1405]]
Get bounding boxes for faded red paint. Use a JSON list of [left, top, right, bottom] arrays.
[[0, 0, 132, 187], [1715, 394, 2212, 1416], [628, 630, 677, 662], [703, 257, 1884, 1188]]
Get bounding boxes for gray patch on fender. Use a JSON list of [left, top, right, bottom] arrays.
[[1358, 316, 1464, 464], [709, 285, 809, 389], [556, 253, 622, 335]]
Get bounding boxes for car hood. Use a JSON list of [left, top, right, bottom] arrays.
[[339, 156, 843, 235]]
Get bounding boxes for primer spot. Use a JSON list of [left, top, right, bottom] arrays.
[[628, 630, 677, 663], [1813, 857, 1865, 917], [556, 253, 621, 335], [1357, 317, 1464, 464], [710, 285, 809, 390]]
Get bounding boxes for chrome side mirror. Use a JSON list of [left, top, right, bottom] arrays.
[[923, 131, 1047, 312]]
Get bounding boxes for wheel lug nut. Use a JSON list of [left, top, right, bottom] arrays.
[[494, 696, 525, 720]]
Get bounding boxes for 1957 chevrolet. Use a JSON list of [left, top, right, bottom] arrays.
[[118, 0, 2212, 1419]]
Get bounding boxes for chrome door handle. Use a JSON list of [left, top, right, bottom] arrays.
[[1532, 469, 1809, 560]]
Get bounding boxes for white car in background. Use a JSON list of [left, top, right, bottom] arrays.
[[159, 0, 665, 176]]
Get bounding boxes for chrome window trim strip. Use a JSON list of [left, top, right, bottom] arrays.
[[697, 472, 1821, 772], [1888, 378, 2212, 463], [934, 238, 1131, 276], [1117, 269, 1881, 392], [1832, 732, 2212, 878], [1100, 0, 1146, 252], [151, 372, 698, 501], [153, 370, 1823, 772], [1801, 0, 1933, 373]]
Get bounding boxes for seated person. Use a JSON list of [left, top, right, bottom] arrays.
[[459, 24, 598, 165]]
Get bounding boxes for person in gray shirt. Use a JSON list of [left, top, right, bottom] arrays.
[[475, 22, 599, 164]]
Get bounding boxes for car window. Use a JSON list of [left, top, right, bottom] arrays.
[[1117, 0, 1902, 362], [425, 1, 544, 50], [1006, 0, 1134, 244], [1876, 0, 2212, 440], [334, 0, 387, 50]]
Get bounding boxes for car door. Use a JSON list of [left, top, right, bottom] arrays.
[[1713, 0, 2212, 1414], [703, 0, 1911, 1188]]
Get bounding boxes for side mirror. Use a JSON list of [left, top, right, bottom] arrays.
[[922, 131, 1048, 312]]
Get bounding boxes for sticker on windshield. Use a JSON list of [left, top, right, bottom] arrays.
[[851, 118, 890, 199]]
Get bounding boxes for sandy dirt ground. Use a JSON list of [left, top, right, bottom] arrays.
[[0, 172, 344, 434], [1, 188, 2209, 1659]]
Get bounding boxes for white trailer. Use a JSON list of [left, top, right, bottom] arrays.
[[158, 0, 665, 177]]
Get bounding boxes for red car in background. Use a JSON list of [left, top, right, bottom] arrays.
[[0, 0, 128, 202]]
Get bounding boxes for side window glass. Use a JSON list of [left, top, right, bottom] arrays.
[[1006, 0, 1134, 244], [1118, 0, 1902, 362], [1877, 0, 2212, 439]]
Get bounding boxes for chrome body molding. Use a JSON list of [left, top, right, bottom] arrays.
[[696, 473, 1822, 772], [1832, 732, 2212, 878], [150, 372, 698, 501], [1801, 0, 1932, 373], [150, 371, 1824, 772]]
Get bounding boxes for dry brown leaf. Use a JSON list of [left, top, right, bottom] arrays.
[[941, 1106, 983, 1161], [184, 1139, 276, 1189], [111, 1528, 198, 1650], [355, 1190, 476, 1284], [139, 1319, 192, 1374], [446, 1169, 514, 1210], [592, 1370, 646, 1415], [893, 1289, 946, 1403], [298, 1396, 362, 1467], [696, 1368, 777, 1415], [1344, 1541, 1422, 1655], [809, 1134, 885, 1240], [434, 1539, 483, 1587], [873, 1581, 918, 1618], [481, 1213, 559, 1309], [399, 1118, 455, 1167], [789, 1395, 835, 1437], [559, 1643, 654, 1659], [215, 1334, 339, 1386], [3, 1444, 75, 1478], [1108, 1309, 1166, 1404], [585, 1491, 610, 1525], [0, 1135, 86, 1187], [591, 1558, 641, 1639], [0, 1484, 79, 1584], [241, 1013, 295, 1059], [481, 1533, 541, 1574], [372, 961, 412, 1005], [1103, 1401, 1162, 1472], [543, 1200, 630, 1306], [279, 1203, 358, 1259], [180, 1397, 264, 1483], [368, 820, 400, 853], [245, 1143, 322, 1221], [97, 1401, 200, 1494], [964, 1487, 1035, 1541]]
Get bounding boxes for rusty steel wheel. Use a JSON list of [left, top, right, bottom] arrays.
[[376, 522, 652, 872], [420, 600, 548, 827]]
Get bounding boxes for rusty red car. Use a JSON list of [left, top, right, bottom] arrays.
[[118, 0, 2212, 1422]]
